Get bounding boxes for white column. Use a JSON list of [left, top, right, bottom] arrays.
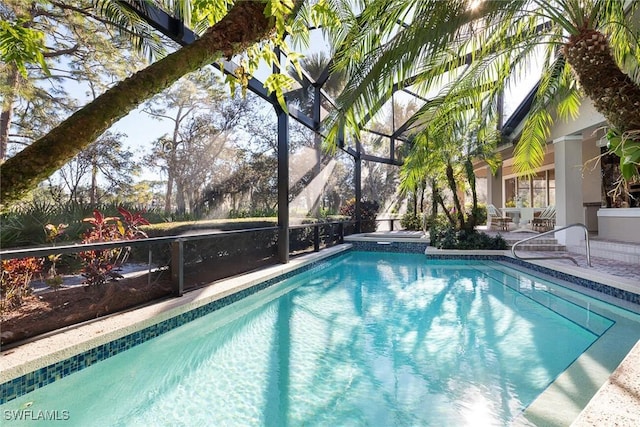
[[553, 135, 584, 245]]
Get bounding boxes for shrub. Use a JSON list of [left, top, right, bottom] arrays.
[[229, 208, 278, 218], [468, 203, 487, 225], [429, 221, 507, 250], [340, 199, 380, 233], [1, 257, 43, 312], [79, 207, 149, 287], [400, 213, 423, 231]]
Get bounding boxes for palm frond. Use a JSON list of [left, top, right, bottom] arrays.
[[93, 0, 166, 60]]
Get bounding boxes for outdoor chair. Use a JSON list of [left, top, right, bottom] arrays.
[[531, 205, 556, 232], [487, 204, 512, 231]]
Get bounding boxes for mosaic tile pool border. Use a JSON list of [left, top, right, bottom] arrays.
[[3, 247, 638, 404], [348, 240, 428, 253], [0, 251, 346, 405]]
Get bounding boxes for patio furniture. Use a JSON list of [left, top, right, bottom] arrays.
[[487, 204, 512, 231], [531, 205, 556, 232]]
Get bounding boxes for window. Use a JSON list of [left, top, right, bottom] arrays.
[[504, 170, 554, 207]]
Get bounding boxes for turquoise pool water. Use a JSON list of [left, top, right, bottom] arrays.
[[2, 252, 634, 426]]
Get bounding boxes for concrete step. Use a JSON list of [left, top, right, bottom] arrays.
[[567, 239, 640, 264], [504, 237, 565, 252], [509, 243, 567, 252], [504, 238, 559, 245]]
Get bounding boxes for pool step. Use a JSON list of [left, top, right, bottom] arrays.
[[504, 238, 566, 252]]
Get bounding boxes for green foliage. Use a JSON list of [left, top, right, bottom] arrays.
[[429, 220, 507, 250], [0, 20, 49, 77], [607, 129, 640, 181], [400, 213, 423, 231], [42, 223, 68, 289], [229, 208, 278, 218], [0, 201, 90, 249], [79, 207, 149, 287], [324, 0, 640, 183], [0, 202, 162, 249], [340, 198, 380, 232], [469, 203, 487, 225]]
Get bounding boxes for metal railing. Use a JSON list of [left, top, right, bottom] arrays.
[[375, 217, 402, 231], [0, 221, 356, 297], [511, 223, 592, 267]]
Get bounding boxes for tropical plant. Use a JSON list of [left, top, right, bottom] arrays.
[[429, 217, 507, 250], [0, 0, 307, 210], [79, 207, 149, 286], [1, 257, 43, 311], [340, 198, 379, 232], [324, 0, 640, 183], [400, 212, 423, 231], [400, 112, 500, 232], [43, 222, 68, 289]]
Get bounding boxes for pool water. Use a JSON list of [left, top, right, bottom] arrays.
[[1, 252, 628, 426]]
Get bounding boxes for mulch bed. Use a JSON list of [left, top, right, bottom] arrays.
[[1, 273, 173, 347]]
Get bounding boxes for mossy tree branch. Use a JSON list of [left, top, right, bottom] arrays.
[[1, 1, 276, 210]]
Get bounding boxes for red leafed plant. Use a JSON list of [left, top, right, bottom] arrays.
[[79, 208, 149, 287], [1, 257, 43, 312]]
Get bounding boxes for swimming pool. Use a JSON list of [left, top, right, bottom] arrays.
[[2, 251, 640, 426]]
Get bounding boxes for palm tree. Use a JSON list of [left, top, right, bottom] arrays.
[[324, 0, 640, 179], [401, 111, 501, 231], [0, 0, 300, 210]]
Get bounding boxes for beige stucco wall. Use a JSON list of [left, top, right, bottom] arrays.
[[549, 99, 605, 141], [597, 209, 640, 243]]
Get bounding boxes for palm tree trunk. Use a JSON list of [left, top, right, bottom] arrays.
[[430, 179, 438, 218], [445, 162, 465, 229], [565, 29, 640, 132], [0, 1, 280, 210], [464, 158, 477, 231], [434, 188, 455, 226]]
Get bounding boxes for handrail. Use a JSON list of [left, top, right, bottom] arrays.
[[511, 223, 592, 267]]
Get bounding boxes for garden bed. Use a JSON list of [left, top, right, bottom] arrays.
[[1, 273, 173, 347]]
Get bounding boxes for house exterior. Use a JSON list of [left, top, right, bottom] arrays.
[[474, 97, 640, 245]]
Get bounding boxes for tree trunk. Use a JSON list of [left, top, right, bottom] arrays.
[[430, 179, 438, 218], [412, 185, 418, 214], [564, 29, 640, 133], [164, 172, 174, 214], [176, 180, 186, 214], [0, 1, 277, 210], [464, 158, 477, 231], [0, 65, 20, 162], [90, 161, 98, 206], [445, 162, 465, 229], [434, 188, 455, 226]]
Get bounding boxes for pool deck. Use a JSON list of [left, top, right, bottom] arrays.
[[2, 233, 639, 425]]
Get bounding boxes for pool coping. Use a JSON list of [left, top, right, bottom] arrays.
[[2, 243, 639, 424]]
